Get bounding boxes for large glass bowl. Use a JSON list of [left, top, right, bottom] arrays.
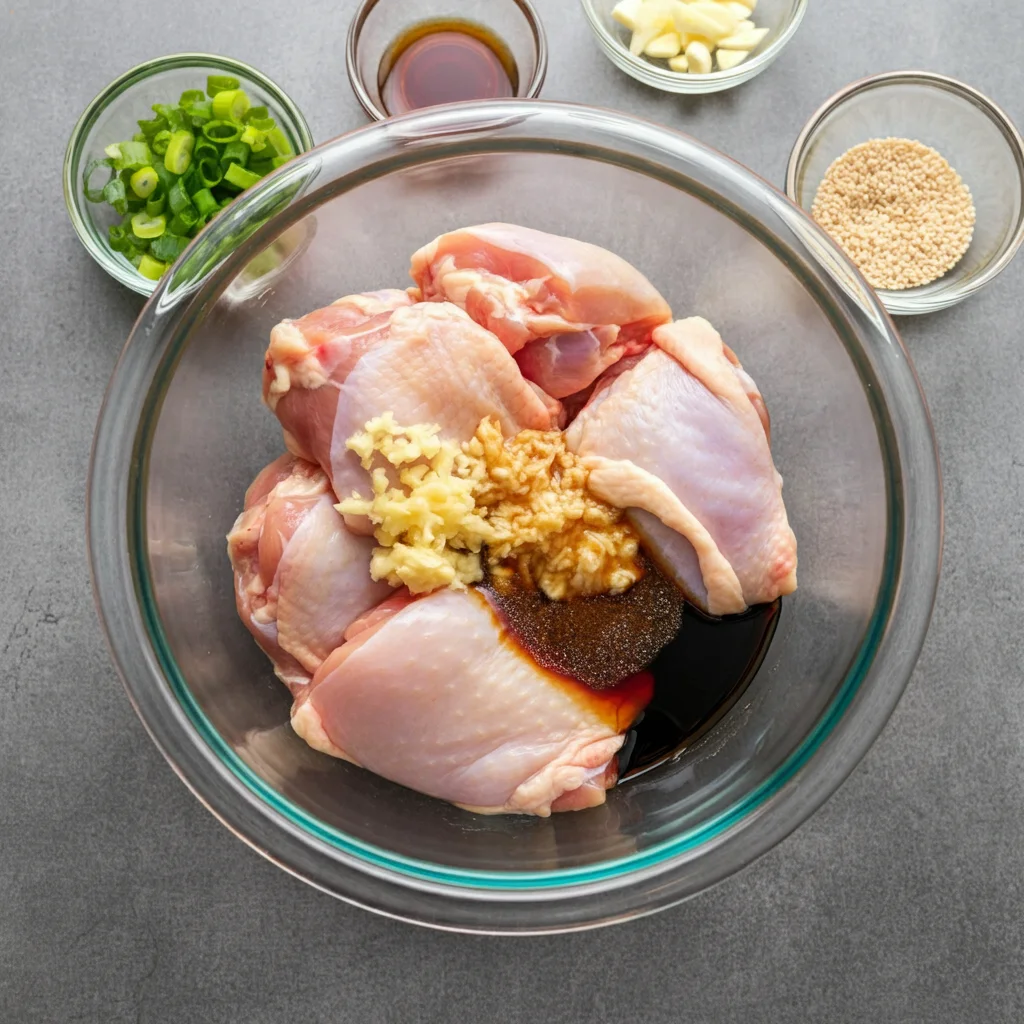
[[88, 101, 942, 934]]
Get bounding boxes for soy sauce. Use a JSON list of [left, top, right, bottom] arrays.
[[618, 599, 781, 779], [485, 561, 781, 782], [379, 19, 518, 116]]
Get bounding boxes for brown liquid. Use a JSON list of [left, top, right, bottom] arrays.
[[486, 566, 780, 782], [619, 599, 781, 780], [484, 557, 684, 689], [379, 19, 518, 116]]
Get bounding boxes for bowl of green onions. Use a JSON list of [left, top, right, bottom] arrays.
[[64, 53, 314, 295]]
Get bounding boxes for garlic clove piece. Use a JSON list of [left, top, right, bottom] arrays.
[[687, 1, 741, 38], [644, 31, 683, 58], [717, 25, 769, 49], [684, 39, 713, 73], [716, 47, 750, 70], [719, 0, 754, 17], [612, 0, 645, 30], [629, 3, 675, 54], [669, 0, 733, 42]]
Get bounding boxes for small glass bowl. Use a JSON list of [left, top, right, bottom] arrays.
[[579, 0, 806, 95], [346, 0, 547, 121], [64, 53, 314, 297], [786, 71, 1024, 316]]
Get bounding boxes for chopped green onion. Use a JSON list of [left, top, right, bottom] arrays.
[[192, 188, 219, 217], [137, 114, 167, 139], [164, 130, 195, 174], [153, 161, 178, 195], [167, 178, 192, 215], [180, 163, 202, 196], [124, 228, 149, 250], [187, 100, 213, 125], [131, 211, 167, 239], [150, 233, 190, 262], [247, 159, 273, 179], [194, 138, 219, 160], [223, 163, 263, 190], [102, 176, 128, 215], [83, 158, 113, 203], [129, 166, 159, 198], [151, 129, 172, 156], [138, 254, 168, 280], [108, 224, 129, 252], [264, 127, 293, 158], [220, 141, 250, 170], [202, 120, 242, 144], [168, 207, 199, 235], [104, 140, 153, 171], [152, 103, 188, 132], [206, 74, 240, 97], [211, 88, 251, 121], [198, 157, 223, 189], [271, 155, 292, 169], [91, 78, 298, 280], [239, 125, 267, 152]]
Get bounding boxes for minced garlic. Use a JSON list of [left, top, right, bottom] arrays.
[[336, 413, 490, 594], [337, 413, 643, 600], [464, 418, 642, 600]]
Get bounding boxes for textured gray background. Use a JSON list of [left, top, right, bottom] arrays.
[[2, 0, 1023, 1020]]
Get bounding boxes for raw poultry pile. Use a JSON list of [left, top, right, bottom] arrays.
[[228, 224, 797, 817]]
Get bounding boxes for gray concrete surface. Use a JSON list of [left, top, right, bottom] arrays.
[[2, 0, 1023, 1020]]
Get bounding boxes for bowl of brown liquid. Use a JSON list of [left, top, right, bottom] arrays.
[[346, 0, 547, 120]]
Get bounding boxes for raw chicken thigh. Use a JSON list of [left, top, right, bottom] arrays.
[[265, 295, 560, 526], [263, 289, 414, 475], [566, 317, 798, 616], [291, 588, 653, 816], [227, 454, 391, 690], [410, 223, 672, 398]]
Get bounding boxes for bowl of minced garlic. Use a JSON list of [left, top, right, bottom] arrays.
[[787, 71, 1024, 315]]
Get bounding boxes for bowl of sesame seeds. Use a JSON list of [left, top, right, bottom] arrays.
[[786, 71, 1024, 315]]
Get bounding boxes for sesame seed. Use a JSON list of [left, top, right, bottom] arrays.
[[811, 137, 976, 291]]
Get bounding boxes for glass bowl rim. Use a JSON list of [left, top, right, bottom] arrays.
[[345, 0, 549, 121], [88, 99, 942, 932], [784, 69, 1024, 316], [578, 0, 808, 94], [63, 51, 315, 297]]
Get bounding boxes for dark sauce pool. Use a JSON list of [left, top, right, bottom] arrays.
[[485, 563, 781, 784], [618, 599, 780, 779]]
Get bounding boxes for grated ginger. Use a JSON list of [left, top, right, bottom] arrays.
[[337, 412, 643, 600]]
